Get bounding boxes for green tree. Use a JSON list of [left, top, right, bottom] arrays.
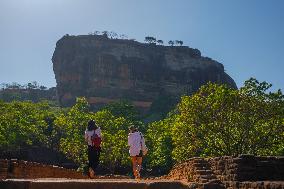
[[168, 40, 174, 46], [94, 110, 131, 172], [0, 101, 53, 150], [171, 79, 284, 162], [146, 116, 174, 174], [145, 36, 156, 44], [53, 97, 91, 164], [157, 40, 163, 45], [102, 31, 109, 38], [103, 100, 139, 123], [175, 40, 183, 46], [94, 31, 100, 35]]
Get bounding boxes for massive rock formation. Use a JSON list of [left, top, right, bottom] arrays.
[[52, 34, 237, 108]]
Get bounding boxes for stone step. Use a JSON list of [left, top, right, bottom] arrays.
[[193, 164, 210, 169], [192, 159, 206, 163], [199, 174, 217, 180], [195, 169, 214, 175]]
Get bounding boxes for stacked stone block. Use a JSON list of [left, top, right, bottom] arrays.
[[0, 159, 8, 179], [0, 159, 87, 179], [168, 155, 284, 189], [208, 155, 284, 182], [254, 156, 284, 181], [168, 157, 220, 183], [207, 156, 239, 182]]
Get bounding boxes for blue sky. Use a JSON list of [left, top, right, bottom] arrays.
[[0, 0, 283, 91]]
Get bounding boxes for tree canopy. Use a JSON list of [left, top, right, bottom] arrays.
[[145, 36, 156, 44]]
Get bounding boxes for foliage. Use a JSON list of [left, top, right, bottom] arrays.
[[0, 100, 55, 150], [102, 31, 109, 38], [145, 116, 174, 174], [175, 40, 183, 46], [145, 36, 156, 44], [171, 78, 284, 162], [142, 78, 284, 170], [168, 40, 174, 46], [53, 97, 91, 164], [94, 110, 131, 172], [108, 31, 118, 39], [88, 30, 130, 40], [0, 78, 283, 175], [0, 82, 57, 103], [103, 100, 139, 123], [149, 94, 178, 118], [157, 40, 163, 45], [102, 100, 145, 132], [0, 97, 134, 172]]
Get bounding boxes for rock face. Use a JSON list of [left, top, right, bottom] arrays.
[[52, 34, 237, 108]]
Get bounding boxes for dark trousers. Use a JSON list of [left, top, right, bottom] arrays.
[[88, 145, 100, 171]]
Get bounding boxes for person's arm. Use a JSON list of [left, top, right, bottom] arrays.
[[98, 127, 103, 142], [96, 127, 102, 138], [140, 132, 147, 148], [84, 131, 88, 143], [128, 134, 132, 147]]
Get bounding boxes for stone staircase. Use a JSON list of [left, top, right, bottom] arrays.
[[191, 158, 218, 183], [167, 157, 224, 188]]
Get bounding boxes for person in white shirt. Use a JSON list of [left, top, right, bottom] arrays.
[[84, 120, 101, 178], [128, 125, 146, 179]]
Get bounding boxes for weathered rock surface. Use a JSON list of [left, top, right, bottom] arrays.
[[52, 34, 237, 107]]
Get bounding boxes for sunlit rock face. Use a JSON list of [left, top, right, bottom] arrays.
[[52, 35, 237, 108]]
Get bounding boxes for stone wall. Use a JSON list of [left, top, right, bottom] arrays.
[[208, 155, 284, 182], [167, 155, 284, 189], [0, 147, 77, 169], [225, 181, 284, 189], [0, 159, 8, 179], [167, 157, 219, 183], [0, 159, 86, 179]]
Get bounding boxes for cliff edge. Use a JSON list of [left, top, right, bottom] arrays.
[[52, 34, 237, 108]]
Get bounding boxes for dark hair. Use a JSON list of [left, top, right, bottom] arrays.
[[87, 120, 97, 131], [129, 125, 138, 132]]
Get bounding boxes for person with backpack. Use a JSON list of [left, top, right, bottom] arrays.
[[84, 120, 102, 178], [128, 125, 147, 179]]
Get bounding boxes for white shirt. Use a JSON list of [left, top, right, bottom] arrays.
[[128, 131, 145, 156], [85, 127, 101, 146]]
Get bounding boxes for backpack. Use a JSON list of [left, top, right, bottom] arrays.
[[91, 133, 101, 148]]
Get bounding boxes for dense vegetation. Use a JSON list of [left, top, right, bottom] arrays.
[[0, 82, 57, 103], [148, 78, 284, 171], [0, 78, 283, 174]]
